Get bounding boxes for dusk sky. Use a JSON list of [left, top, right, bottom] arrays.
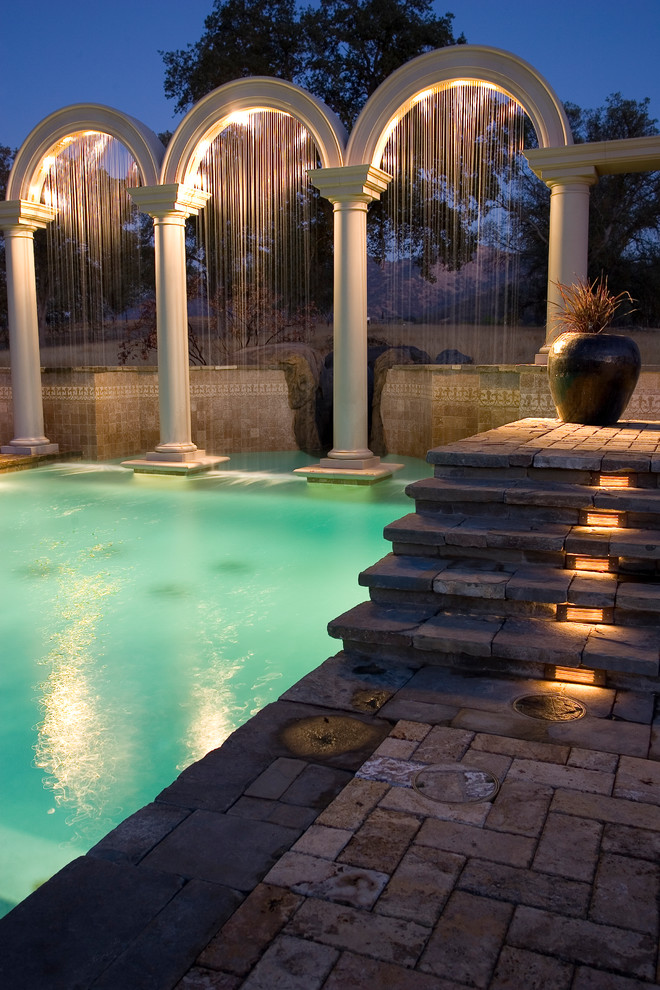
[[1, 0, 659, 151]]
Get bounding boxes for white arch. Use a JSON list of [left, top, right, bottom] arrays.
[[6, 104, 165, 201], [347, 45, 573, 167], [161, 77, 347, 185]]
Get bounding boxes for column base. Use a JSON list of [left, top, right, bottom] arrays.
[[122, 450, 230, 475], [147, 448, 202, 463], [1, 442, 59, 456], [319, 454, 382, 471], [535, 342, 551, 365], [293, 457, 404, 486]]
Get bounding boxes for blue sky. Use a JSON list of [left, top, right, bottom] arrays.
[[1, 0, 659, 150]]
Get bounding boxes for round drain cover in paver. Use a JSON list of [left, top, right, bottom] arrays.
[[412, 765, 500, 804], [513, 694, 586, 722]]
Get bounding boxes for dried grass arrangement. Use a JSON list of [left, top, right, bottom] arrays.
[[554, 277, 634, 335]]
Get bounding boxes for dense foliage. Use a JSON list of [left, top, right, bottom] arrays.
[[511, 95, 660, 325], [163, 0, 304, 115], [0, 145, 15, 337], [162, 0, 463, 128]]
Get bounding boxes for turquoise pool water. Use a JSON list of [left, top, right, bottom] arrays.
[[0, 452, 429, 915]]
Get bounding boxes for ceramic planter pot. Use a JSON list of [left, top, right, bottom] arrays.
[[547, 331, 641, 426]]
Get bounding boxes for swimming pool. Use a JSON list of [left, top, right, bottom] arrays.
[[0, 452, 429, 915]]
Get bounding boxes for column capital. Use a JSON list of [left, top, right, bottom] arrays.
[[545, 168, 598, 190], [128, 183, 211, 220], [526, 164, 598, 189], [309, 164, 392, 205], [0, 200, 56, 232]]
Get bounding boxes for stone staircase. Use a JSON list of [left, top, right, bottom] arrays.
[[328, 419, 660, 692]]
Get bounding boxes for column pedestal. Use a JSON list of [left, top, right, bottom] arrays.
[[121, 452, 229, 476], [1, 442, 60, 456]]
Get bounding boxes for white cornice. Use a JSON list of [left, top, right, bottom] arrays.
[[526, 135, 660, 179]]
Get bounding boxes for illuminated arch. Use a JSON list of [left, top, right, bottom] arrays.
[[347, 45, 573, 167], [6, 104, 165, 201], [161, 77, 347, 185]]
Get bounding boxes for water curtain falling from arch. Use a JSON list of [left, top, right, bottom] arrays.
[[38, 133, 150, 368], [0, 49, 584, 466], [369, 81, 530, 364], [189, 110, 329, 365]]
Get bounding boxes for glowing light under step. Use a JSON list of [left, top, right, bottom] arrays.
[[557, 603, 607, 623], [581, 510, 622, 528], [599, 474, 631, 489], [553, 666, 598, 685], [566, 555, 614, 573]]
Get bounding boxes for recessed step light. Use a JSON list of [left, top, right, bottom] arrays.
[[598, 474, 632, 489], [557, 603, 612, 623], [580, 509, 623, 528], [566, 555, 617, 573], [552, 666, 601, 686]]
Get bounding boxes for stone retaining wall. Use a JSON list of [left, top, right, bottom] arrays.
[[2, 363, 659, 461], [0, 367, 297, 460], [380, 364, 660, 458]]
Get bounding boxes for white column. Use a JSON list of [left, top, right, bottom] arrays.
[[0, 201, 58, 455], [546, 172, 597, 343], [528, 167, 597, 362], [129, 184, 210, 461], [309, 165, 391, 469]]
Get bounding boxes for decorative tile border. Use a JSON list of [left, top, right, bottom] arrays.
[[432, 384, 480, 403], [190, 379, 288, 398], [382, 377, 434, 401], [479, 388, 520, 408], [42, 385, 96, 400], [94, 382, 159, 400]]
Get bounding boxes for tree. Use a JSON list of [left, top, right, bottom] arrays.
[[162, 0, 463, 127], [162, 0, 303, 114], [300, 0, 463, 128], [568, 95, 660, 324], [512, 95, 660, 326], [0, 144, 13, 199], [0, 145, 15, 340]]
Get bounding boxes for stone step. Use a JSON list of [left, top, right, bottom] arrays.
[[360, 554, 660, 627], [384, 513, 660, 566], [367, 585, 558, 620], [326, 422, 660, 693], [407, 476, 660, 520], [384, 513, 571, 553], [427, 420, 660, 478], [617, 580, 660, 612], [361, 554, 611, 604], [328, 601, 660, 687], [567, 525, 660, 560]]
